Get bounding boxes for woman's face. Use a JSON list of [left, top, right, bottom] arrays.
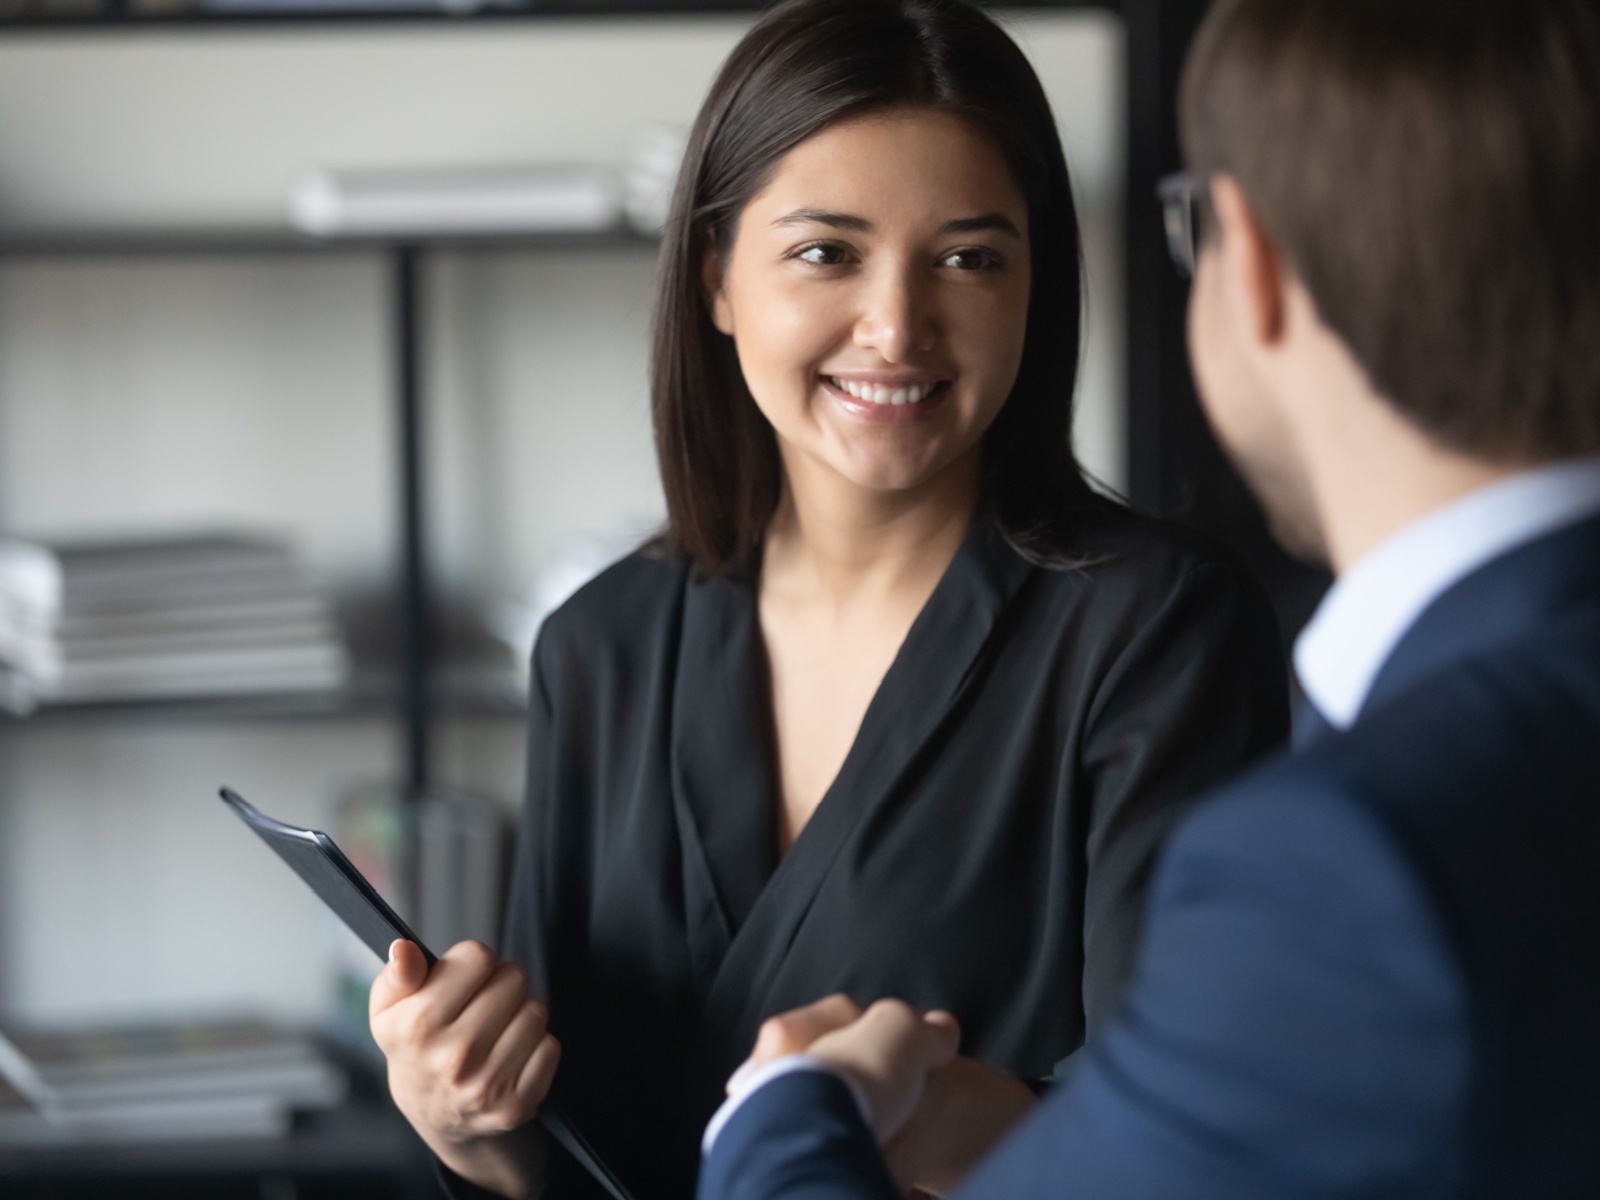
[[707, 108, 1032, 500]]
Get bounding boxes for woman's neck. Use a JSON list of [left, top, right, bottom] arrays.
[[762, 449, 981, 611]]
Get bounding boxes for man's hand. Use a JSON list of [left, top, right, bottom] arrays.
[[370, 939, 559, 1198], [737, 994, 960, 1143], [736, 994, 1036, 1195]]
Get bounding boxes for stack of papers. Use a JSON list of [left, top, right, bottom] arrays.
[[0, 534, 349, 714], [0, 1019, 348, 1147]]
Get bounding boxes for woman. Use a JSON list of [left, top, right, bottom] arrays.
[[370, 2, 1287, 1198]]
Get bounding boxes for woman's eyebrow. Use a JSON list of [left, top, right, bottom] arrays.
[[940, 213, 1023, 238], [770, 209, 1022, 238], [772, 208, 872, 231]]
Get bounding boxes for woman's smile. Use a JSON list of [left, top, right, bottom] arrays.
[[820, 374, 953, 423]]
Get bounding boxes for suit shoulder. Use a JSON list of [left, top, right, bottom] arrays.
[[1162, 756, 1430, 927]]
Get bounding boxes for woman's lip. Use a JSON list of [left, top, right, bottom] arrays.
[[820, 376, 951, 422], [825, 373, 950, 387]]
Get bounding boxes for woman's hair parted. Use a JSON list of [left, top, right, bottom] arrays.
[[650, 0, 1095, 573]]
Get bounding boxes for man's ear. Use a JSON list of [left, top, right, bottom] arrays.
[[702, 247, 734, 336], [1210, 175, 1286, 349]]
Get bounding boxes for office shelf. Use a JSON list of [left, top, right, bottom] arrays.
[[1, 680, 528, 729], [0, 0, 1291, 770], [0, 1, 1117, 37]]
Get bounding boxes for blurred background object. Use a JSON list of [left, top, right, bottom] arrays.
[[289, 163, 626, 238], [0, 2, 1304, 1196], [0, 1018, 347, 1147], [0, 533, 348, 713]]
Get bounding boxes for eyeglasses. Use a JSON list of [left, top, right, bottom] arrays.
[[1156, 172, 1208, 279]]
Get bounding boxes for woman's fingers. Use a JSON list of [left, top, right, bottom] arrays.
[[369, 939, 430, 1017], [441, 962, 531, 1081], [476, 999, 551, 1094], [752, 993, 866, 1064], [512, 1030, 563, 1114]]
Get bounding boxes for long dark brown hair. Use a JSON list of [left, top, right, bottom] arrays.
[[652, 0, 1096, 572]]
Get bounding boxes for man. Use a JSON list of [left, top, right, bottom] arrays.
[[695, 0, 1600, 1196]]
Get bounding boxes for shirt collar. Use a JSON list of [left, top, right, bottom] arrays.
[[1295, 455, 1600, 729]]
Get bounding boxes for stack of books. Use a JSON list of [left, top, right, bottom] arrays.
[[0, 540, 59, 715], [0, 1019, 347, 1147], [0, 534, 348, 714]]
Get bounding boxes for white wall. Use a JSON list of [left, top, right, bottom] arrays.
[[0, 11, 1125, 1026]]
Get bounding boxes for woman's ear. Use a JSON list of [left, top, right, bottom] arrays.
[[702, 247, 735, 336]]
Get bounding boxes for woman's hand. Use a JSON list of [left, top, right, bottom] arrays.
[[370, 939, 561, 1199], [881, 1054, 1036, 1197]]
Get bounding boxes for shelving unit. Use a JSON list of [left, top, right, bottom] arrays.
[[0, 226, 651, 777]]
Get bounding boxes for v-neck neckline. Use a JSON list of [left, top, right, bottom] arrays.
[[668, 507, 1034, 1010]]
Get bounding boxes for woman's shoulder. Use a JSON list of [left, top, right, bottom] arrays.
[[1013, 498, 1280, 644], [1026, 497, 1258, 595], [534, 537, 692, 664]]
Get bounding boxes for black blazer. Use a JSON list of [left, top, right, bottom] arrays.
[[699, 513, 1600, 1200], [500, 504, 1286, 1200]]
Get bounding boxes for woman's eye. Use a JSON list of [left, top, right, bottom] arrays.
[[940, 247, 1004, 272], [794, 242, 851, 266]]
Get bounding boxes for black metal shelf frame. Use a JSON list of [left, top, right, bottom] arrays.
[[0, 0, 1261, 787]]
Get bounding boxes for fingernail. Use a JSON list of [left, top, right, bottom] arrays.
[[388, 940, 400, 965]]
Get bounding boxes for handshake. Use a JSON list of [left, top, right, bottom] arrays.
[[367, 938, 1035, 1200], [721, 995, 1038, 1197]]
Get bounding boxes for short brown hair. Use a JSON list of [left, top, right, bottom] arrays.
[[652, 0, 1093, 573], [1181, 0, 1600, 464]]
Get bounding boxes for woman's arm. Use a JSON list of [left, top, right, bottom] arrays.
[[1076, 555, 1289, 1028]]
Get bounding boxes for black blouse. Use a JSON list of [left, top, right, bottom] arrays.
[[498, 504, 1286, 1200]]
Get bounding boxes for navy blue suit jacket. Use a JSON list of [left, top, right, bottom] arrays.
[[699, 517, 1600, 1200]]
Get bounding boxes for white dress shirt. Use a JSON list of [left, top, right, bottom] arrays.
[[1296, 455, 1600, 728]]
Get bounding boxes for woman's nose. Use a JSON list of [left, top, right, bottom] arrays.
[[852, 267, 936, 361]]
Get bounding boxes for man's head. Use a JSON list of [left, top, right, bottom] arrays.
[[1179, 0, 1600, 562]]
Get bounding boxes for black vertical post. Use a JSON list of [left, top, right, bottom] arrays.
[[1122, 0, 1330, 643], [1123, 0, 1208, 513], [394, 244, 431, 799]]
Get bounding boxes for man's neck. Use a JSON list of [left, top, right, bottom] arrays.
[[1282, 321, 1523, 575], [1315, 436, 1519, 576]]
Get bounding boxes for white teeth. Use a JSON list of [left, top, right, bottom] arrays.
[[830, 378, 940, 405]]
